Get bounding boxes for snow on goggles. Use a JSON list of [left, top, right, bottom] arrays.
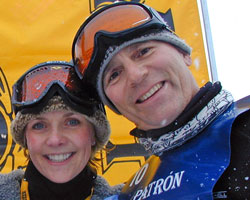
[[12, 61, 99, 114], [72, 2, 170, 79]]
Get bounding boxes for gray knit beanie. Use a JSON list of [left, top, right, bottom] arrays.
[[11, 96, 110, 156], [97, 30, 192, 114]]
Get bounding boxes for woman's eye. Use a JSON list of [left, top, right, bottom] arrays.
[[32, 122, 45, 130], [67, 119, 80, 126]]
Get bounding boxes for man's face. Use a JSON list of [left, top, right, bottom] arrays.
[[103, 41, 199, 130]]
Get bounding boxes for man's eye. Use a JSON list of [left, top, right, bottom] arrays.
[[32, 122, 45, 130], [67, 119, 80, 126], [109, 71, 120, 82], [136, 47, 150, 58]]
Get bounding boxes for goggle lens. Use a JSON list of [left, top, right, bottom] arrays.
[[74, 4, 153, 78], [12, 62, 88, 110], [20, 65, 76, 102]]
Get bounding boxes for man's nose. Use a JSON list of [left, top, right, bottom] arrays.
[[126, 62, 148, 87]]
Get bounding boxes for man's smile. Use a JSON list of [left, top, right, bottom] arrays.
[[136, 81, 165, 103]]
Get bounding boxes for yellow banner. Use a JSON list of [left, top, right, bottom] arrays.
[[0, 0, 209, 186]]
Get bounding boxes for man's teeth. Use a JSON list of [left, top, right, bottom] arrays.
[[138, 82, 163, 103], [47, 153, 72, 162]]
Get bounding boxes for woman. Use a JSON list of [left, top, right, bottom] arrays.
[[0, 61, 123, 200]]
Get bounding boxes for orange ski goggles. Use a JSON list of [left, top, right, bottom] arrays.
[[12, 61, 102, 114], [72, 2, 170, 80]]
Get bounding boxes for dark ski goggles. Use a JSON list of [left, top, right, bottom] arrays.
[[12, 61, 103, 115], [72, 1, 170, 79]]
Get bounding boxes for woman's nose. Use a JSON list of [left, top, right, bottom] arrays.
[[46, 127, 66, 147]]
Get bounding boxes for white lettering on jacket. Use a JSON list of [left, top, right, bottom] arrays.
[[131, 170, 185, 200]]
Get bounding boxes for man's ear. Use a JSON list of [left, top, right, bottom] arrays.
[[177, 48, 192, 66], [183, 54, 192, 66]]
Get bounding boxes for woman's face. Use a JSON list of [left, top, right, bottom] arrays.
[[25, 110, 95, 183]]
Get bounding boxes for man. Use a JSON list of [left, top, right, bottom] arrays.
[[72, 2, 250, 199]]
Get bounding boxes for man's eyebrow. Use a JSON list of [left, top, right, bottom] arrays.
[[104, 62, 114, 76], [104, 41, 150, 75], [127, 41, 146, 51]]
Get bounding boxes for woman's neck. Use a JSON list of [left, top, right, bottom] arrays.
[[24, 160, 96, 200]]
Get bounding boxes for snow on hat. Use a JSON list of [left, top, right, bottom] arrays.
[[97, 30, 192, 114], [11, 95, 110, 157]]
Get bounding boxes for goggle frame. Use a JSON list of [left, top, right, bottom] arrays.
[[72, 2, 171, 81]]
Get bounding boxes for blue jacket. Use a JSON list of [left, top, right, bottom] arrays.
[[107, 96, 250, 200]]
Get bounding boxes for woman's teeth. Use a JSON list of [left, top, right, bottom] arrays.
[[47, 153, 73, 162], [137, 82, 163, 103]]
